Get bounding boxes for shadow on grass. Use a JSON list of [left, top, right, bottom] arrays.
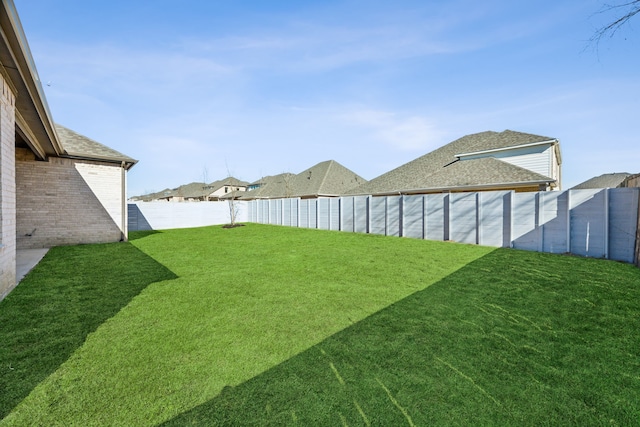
[[128, 230, 163, 241], [0, 242, 177, 419], [162, 249, 640, 426]]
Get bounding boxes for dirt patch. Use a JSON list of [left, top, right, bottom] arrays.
[[222, 224, 246, 229]]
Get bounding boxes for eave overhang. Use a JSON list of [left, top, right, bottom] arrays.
[[0, 0, 63, 159], [348, 179, 558, 197], [60, 153, 138, 170], [454, 139, 559, 159]]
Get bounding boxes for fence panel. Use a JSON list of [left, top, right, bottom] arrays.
[[370, 197, 386, 235], [511, 193, 538, 251], [282, 199, 292, 226], [569, 189, 607, 258], [479, 191, 511, 247], [403, 195, 424, 239], [450, 193, 477, 244], [354, 196, 369, 233], [342, 196, 355, 232], [386, 196, 401, 237], [299, 199, 309, 228], [329, 198, 341, 231], [308, 199, 318, 229], [540, 192, 569, 254], [318, 198, 331, 230], [267, 200, 278, 225], [609, 188, 639, 263], [424, 194, 447, 241]]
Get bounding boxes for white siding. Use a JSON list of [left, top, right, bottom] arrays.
[[460, 144, 555, 179]]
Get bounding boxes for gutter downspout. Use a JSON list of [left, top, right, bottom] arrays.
[[121, 161, 126, 241]]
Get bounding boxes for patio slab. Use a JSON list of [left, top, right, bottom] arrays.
[[17, 248, 49, 283]]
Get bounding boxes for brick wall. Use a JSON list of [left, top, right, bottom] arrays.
[[16, 150, 127, 249], [0, 75, 16, 299]]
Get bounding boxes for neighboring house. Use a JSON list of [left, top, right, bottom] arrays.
[[206, 177, 248, 200], [130, 188, 174, 202], [1, 0, 137, 299], [571, 173, 634, 190], [132, 177, 249, 202], [242, 160, 366, 199], [347, 130, 561, 196], [154, 182, 214, 202], [240, 173, 296, 200], [626, 174, 640, 188]]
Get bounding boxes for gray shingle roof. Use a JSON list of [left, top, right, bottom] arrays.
[[55, 124, 137, 168], [570, 173, 632, 190], [242, 161, 366, 199], [403, 158, 555, 192], [240, 173, 295, 199], [347, 130, 557, 195], [133, 177, 250, 201], [290, 160, 366, 197]]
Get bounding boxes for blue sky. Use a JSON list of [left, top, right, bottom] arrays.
[[14, 0, 640, 196]]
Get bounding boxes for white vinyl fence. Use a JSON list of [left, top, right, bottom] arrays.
[[128, 201, 248, 231], [247, 188, 640, 264]]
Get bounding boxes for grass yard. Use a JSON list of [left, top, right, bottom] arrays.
[[1, 224, 639, 426]]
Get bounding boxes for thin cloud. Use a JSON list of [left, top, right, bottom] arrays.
[[342, 109, 446, 151]]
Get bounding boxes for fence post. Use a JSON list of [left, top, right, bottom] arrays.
[[444, 193, 450, 241], [422, 195, 427, 240], [399, 195, 404, 237], [507, 191, 514, 248], [604, 189, 609, 259], [636, 192, 640, 267], [476, 192, 481, 245], [384, 196, 389, 236], [537, 192, 544, 252], [367, 196, 371, 234], [566, 190, 572, 254]]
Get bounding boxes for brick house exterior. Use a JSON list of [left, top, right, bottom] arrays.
[[0, 73, 17, 298], [1, 0, 136, 299]]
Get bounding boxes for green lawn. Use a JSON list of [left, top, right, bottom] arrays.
[[1, 224, 639, 426]]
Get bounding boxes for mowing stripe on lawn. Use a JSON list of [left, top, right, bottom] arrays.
[[1, 224, 492, 426]]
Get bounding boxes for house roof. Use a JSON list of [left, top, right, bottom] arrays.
[[208, 177, 249, 189], [133, 188, 172, 201], [290, 160, 366, 197], [347, 130, 558, 195], [241, 161, 366, 199], [55, 124, 137, 169], [570, 173, 632, 190], [133, 177, 249, 201], [400, 158, 556, 193], [239, 173, 296, 200], [170, 182, 211, 199]]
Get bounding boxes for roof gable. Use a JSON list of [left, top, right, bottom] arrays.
[[241, 161, 366, 199], [291, 160, 366, 197], [348, 130, 558, 195]]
